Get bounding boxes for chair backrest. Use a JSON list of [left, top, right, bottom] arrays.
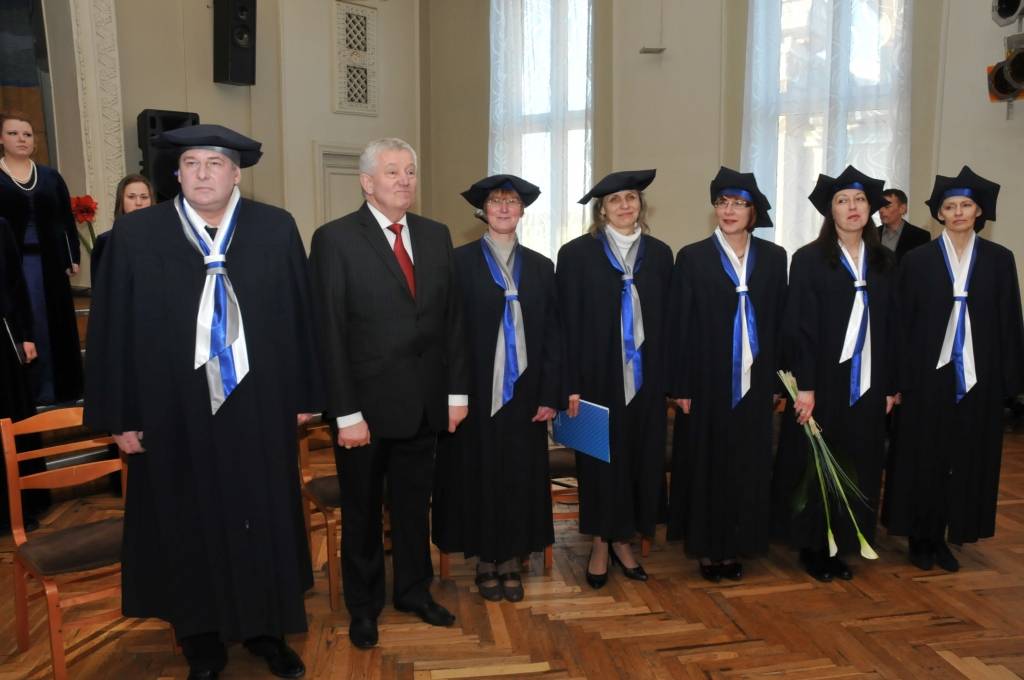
[[1, 407, 123, 548]]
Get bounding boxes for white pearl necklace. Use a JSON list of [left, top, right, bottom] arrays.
[[0, 157, 38, 192]]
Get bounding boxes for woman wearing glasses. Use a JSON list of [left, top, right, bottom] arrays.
[[667, 168, 788, 582], [556, 170, 673, 588], [773, 166, 896, 583], [883, 167, 1023, 572], [433, 175, 563, 602]]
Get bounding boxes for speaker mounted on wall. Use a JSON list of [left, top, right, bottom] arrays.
[[214, 0, 257, 86], [137, 109, 200, 203]]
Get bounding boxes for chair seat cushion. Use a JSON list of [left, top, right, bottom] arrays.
[[18, 517, 123, 576], [548, 447, 576, 479], [306, 475, 341, 508]]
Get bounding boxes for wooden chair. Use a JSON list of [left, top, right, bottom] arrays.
[[298, 420, 342, 612], [2, 407, 125, 680]]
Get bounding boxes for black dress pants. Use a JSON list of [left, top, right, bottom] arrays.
[[335, 415, 437, 619]]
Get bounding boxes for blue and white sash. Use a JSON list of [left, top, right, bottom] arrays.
[[175, 187, 250, 414], [936, 231, 977, 401], [481, 235, 527, 415], [713, 229, 759, 407], [838, 240, 871, 405], [599, 229, 645, 404]]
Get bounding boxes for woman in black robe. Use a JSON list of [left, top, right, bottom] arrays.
[[772, 166, 896, 582], [0, 112, 82, 405], [667, 168, 788, 582], [883, 166, 1024, 572], [91, 173, 155, 282], [433, 174, 563, 602], [556, 169, 673, 588]]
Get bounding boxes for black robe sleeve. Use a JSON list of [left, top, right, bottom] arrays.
[[83, 223, 141, 433], [784, 247, 820, 392], [668, 246, 696, 399], [997, 250, 1024, 398], [54, 172, 80, 266], [536, 255, 565, 410], [555, 241, 584, 396], [443, 228, 470, 396], [1, 218, 32, 344], [285, 220, 325, 414]]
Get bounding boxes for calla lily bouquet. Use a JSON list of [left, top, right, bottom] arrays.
[[777, 370, 878, 560]]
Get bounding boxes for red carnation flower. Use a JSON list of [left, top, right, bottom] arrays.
[[71, 195, 98, 224]]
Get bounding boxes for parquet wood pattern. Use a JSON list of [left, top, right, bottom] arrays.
[[3, 430, 1024, 679]]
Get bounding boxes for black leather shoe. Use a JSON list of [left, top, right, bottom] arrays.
[[800, 549, 833, 583], [610, 548, 648, 581], [585, 549, 609, 589], [475, 571, 503, 601], [243, 636, 305, 678], [348, 617, 378, 649], [933, 540, 960, 572], [395, 599, 456, 626], [699, 562, 722, 583], [721, 561, 743, 581], [187, 671, 218, 680], [908, 537, 934, 571], [499, 571, 525, 602], [828, 556, 853, 580]]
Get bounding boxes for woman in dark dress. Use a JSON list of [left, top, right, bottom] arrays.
[[556, 169, 673, 588], [772, 166, 896, 582], [433, 174, 563, 602], [883, 166, 1024, 572], [0, 112, 82, 405], [667, 168, 788, 582]]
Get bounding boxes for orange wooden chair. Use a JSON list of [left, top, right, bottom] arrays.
[[1, 407, 125, 680], [298, 420, 342, 612]]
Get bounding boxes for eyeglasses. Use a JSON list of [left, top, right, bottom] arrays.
[[713, 198, 752, 209], [486, 198, 523, 208]]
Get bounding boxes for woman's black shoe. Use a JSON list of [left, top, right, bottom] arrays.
[[699, 562, 722, 583], [799, 549, 833, 583], [933, 540, 960, 572], [610, 548, 648, 581], [475, 571, 503, 601], [499, 571, 525, 602], [828, 556, 853, 580], [721, 561, 743, 581], [585, 550, 609, 589], [908, 537, 934, 571]]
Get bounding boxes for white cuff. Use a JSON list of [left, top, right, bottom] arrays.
[[336, 412, 364, 428], [448, 394, 468, 407]]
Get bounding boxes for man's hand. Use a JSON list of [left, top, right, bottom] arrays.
[[65, 263, 80, 276], [338, 421, 371, 449], [794, 390, 815, 425], [22, 341, 37, 363], [567, 394, 581, 418], [297, 413, 314, 426], [885, 395, 896, 414], [113, 431, 145, 454], [674, 398, 691, 415], [448, 405, 468, 433], [532, 406, 557, 422]]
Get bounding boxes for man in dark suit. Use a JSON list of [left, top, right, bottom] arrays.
[[877, 188, 931, 263], [309, 138, 469, 650]]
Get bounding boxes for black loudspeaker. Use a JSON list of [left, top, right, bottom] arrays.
[[137, 109, 200, 202], [214, 0, 257, 85]]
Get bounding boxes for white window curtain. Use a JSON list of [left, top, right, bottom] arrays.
[[489, 0, 593, 261], [741, 0, 913, 255]]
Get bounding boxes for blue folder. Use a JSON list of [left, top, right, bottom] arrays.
[[552, 399, 611, 462]]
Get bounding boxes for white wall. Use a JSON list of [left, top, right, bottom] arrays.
[[279, 0, 421, 246], [931, 3, 1024, 285]]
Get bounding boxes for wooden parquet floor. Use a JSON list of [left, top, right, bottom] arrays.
[[3, 431, 1024, 680]]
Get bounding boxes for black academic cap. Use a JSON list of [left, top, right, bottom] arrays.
[[156, 123, 263, 168], [925, 165, 1000, 231], [709, 166, 774, 230], [461, 174, 541, 210], [807, 165, 887, 217], [578, 169, 656, 204]]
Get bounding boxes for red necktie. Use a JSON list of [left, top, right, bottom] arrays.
[[388, 223, 416, 298]]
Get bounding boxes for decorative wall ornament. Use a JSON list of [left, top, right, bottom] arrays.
[[333, 2, 379, 116], [68, 0, 126, 230]]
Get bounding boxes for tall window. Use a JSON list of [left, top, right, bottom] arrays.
[[489, 0, 592, 261], [742, 0, 913, 254]]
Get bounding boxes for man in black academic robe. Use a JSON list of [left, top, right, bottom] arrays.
[[309, 138, 469, 650], [85, 125, 320, 680]]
